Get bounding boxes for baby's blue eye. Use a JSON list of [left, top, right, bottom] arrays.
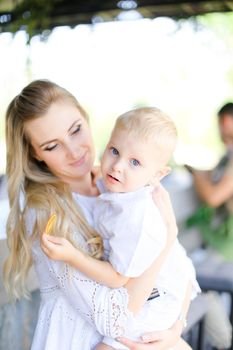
[[130, 159, 140, 167], [110, 147, 119, 156]]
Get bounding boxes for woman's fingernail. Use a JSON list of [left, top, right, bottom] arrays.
[[141, 335, 148, 341]]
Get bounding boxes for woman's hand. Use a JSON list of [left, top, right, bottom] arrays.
[[92, 165, 102, 185], [117, 319, 183, 349], [41, 234, 78, 263], [152, 183, 178, 244]]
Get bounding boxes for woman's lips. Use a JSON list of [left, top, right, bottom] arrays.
[[70, 153, 86, 167]]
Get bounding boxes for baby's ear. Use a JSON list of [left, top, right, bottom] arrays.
[[149, 166, 171, 186], [156, 166, 171, 181]]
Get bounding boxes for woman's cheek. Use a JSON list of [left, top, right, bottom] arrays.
[[44, 153, 63, 169]]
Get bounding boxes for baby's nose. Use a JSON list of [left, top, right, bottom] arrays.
[[112, 159, 124, 172]]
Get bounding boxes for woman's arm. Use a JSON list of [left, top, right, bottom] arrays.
[[192, 170, 233, 207]]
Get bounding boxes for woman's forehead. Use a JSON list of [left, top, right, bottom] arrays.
[[25, 101, 86, 144]]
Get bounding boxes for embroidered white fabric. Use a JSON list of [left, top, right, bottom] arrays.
[[27, 194, 130, 350]]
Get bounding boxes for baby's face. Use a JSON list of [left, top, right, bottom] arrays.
[[101, 128, 168, 192]]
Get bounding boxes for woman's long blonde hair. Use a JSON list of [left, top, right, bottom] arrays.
[[3, 80, 103, 300]]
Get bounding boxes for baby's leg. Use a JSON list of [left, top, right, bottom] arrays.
[[95, 343, 115, 350], [173, 338, 192, 350]]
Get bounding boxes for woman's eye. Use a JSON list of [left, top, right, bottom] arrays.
[[72, 125, 81, 135], [130, 159, 140, 167], [45, 144, 57, 151], [110, 147, 119, 156]]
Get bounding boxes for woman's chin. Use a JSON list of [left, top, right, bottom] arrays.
[[74, 163, 93, 179]]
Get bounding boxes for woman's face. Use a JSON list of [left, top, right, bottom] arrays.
[[25, 100, 95, 185]]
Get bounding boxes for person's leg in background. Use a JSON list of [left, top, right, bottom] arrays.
[[204, 291, 232, 350]]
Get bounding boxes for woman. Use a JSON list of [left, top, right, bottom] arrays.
[[4, 80, 190, 350]]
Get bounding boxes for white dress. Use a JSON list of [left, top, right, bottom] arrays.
[[93, 185, 201, 349], [29, 193, 130, 350]]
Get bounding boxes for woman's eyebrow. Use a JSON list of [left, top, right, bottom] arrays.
[[39, 119, 81, 148]]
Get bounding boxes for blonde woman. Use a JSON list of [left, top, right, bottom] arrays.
[[4, 80, 189, 350]]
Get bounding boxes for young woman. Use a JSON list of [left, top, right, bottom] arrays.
[[4, 80, 190, 350]]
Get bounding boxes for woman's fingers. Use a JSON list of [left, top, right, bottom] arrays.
[[141, 331, 165, 342], [116, 336, 170, 350], [153, 185, 174, 221], [117, 321, 182, 349], [117, 337, 152, 349], [152, 185, 169, 208]]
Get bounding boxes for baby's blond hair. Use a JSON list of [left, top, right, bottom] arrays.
[[114, 107, 177, 162]]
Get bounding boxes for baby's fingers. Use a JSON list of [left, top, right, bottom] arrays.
[[41, 234, 53, 256], [41, 233, 56, 249], [43, 234, 64, 245], [41, 234, 61, 259]]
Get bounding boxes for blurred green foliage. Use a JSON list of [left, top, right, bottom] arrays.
[[186, 204, 233, 261]]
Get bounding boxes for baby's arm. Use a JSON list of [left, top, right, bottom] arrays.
[[41, 234, 129, 288]]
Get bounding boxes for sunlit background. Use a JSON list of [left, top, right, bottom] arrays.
[[1, 13, 233, 173]]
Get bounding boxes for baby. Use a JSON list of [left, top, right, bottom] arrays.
[[42, 107, 200, 350]]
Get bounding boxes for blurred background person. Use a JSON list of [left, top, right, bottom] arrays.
[[185, 103, 233, 350]]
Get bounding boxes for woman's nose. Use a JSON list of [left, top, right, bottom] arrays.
[[66, 143, 79, 159]]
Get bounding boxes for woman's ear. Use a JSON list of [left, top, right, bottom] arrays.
[[28, 143, 42, 161], [31, 148, 43, 162], [34, 155, 43, 161]]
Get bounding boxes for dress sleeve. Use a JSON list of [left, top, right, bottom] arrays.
[[44, 256, 130, 338]]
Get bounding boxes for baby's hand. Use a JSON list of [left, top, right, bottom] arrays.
[[41, 234, 77, 263]]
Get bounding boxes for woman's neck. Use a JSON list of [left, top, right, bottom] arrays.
[[68, 172, 100, 196]]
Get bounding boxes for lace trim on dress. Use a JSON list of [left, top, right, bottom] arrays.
[[48, 261, 131, 338]]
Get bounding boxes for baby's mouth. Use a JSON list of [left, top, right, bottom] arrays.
[[108, 174, 120, 182]]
